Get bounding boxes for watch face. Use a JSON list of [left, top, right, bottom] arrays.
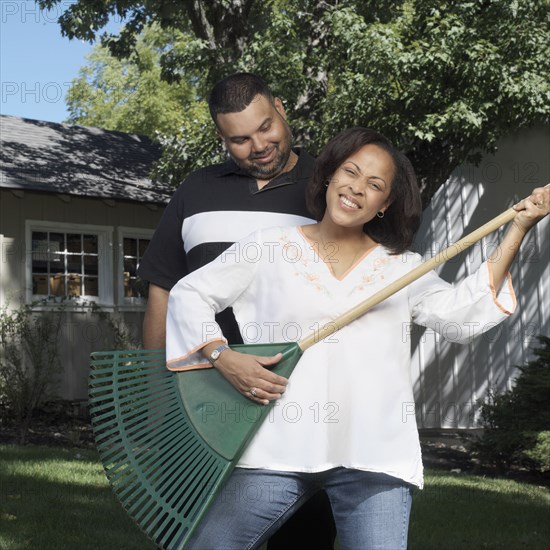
[[209, 345, 227, 364]]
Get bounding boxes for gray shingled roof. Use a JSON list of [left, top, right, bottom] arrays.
[[0, 115, 172, 204]]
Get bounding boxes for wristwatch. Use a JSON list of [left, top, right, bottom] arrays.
[[208, 344, 229, 365]]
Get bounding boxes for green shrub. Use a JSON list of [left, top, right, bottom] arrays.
[[0, 300, 64, 443], [474, 336, 550, 472], [525, 431, 550, 471], [90, 302, 140, 349]]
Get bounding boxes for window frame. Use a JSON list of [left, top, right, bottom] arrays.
[[25, 220, 114, 307]]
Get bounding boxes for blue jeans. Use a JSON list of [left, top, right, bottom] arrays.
[[185, 467, 413, 550]]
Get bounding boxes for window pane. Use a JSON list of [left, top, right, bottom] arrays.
[[121, 235, 151, 301], [67, 233, 82, 253], [50, 253, 65, 274], [32, 231, 47, 242], [124, 274, 149, 299], [49, 232, 64, 266], [84, 255, 98, 275], [138, 239, 150, 258], [67, 274, 81, 297], [85, 277, 98, 297], [83, 235, 97, 254], [32, 233, 49, 271], [51, 275, 65, 296], [32, 232, 48, 263], [33, 275, 48, 295], [50, 233, 64, 252], [124, 258, 136, 276], [67, 255, 82, 273], [124, 238, 137, 257], [123, 271, 131, 297]]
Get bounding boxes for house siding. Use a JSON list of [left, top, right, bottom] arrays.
[[411, 125, 550, 428]]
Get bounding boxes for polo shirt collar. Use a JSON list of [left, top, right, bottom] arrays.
[[217, 148, 312, 193]]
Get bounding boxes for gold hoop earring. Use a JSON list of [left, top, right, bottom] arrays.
[[376, 211, 385, 218]]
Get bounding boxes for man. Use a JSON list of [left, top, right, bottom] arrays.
[[138, 73, 336, 549]]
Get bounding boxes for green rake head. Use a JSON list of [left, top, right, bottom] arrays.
[[89, 343, 302, 549]]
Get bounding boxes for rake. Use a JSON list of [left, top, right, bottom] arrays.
[[89, 205, 518, 549]]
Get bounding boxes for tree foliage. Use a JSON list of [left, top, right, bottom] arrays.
[[66, 23, 195, 136], [40, 0, 550, 204]]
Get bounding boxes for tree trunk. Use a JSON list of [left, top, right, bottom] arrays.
[[183, 0, 256, 65], [294, 1, 340, 145]]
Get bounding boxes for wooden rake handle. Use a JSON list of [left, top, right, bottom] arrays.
[[298, 206, 517, 351]]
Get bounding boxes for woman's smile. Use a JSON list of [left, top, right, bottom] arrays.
[[339, 194, 361, 210]]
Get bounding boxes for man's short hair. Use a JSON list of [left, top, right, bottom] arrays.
[[208, 73, 275, 122]]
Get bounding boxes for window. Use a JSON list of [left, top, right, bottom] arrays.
[[118, 228, 152, 305], [31, 231, 99, 297], [27, 221, 113, 305]]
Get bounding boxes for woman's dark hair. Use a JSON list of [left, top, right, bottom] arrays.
[[208, 73, 275, 122], [306, 127, 422, 254]]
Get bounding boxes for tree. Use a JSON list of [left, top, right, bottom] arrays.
[[40, 0, 550, 204], [66, 23, 195, 137]]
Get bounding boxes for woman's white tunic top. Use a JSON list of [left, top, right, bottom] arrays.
[[166, 226, 516, 488]]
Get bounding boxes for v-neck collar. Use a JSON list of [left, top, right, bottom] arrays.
[[296, 226, 380, 281]]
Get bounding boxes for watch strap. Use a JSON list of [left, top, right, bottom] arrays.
[[208, 344, 229, 365]]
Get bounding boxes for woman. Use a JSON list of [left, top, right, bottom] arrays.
[[166, 128, 548, 549]]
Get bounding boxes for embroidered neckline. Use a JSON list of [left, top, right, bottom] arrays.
[[297, 226, 380, 281]]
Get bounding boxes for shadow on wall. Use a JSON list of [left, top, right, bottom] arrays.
[[410, 125, 550, 429]]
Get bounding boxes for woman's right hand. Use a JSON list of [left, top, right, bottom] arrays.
[[214, 349, 288, 405]]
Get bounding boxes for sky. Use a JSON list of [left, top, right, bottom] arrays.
[[1, 0, 121, 123]]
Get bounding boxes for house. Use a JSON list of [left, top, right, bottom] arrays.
[[1, 115, 548, 427], [0, 115, 171, 402]]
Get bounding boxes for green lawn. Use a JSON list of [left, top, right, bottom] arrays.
[[0, 445, 154, 550], [409, 471, 550, 549], [1, 444, 549, 549]]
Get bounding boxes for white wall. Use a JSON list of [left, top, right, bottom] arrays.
[[411, 125, 550, 428]]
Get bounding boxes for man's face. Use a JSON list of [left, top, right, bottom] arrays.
[[215, 94, 293, 180]]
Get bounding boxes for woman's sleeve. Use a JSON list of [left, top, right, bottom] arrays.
[[409, 258, 517, 344], [166, 230, 262, 371]]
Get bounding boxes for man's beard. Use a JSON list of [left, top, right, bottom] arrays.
[[234, 123, 293, 180]]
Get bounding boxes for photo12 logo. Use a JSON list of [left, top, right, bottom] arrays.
[[2, 82, 71, 105], [199, 400, 340, 425], [2, 2, 72, 24], [1, 2, 124, 25]]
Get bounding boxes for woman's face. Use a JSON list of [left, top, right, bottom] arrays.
[[324, 143, 394, 229]]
